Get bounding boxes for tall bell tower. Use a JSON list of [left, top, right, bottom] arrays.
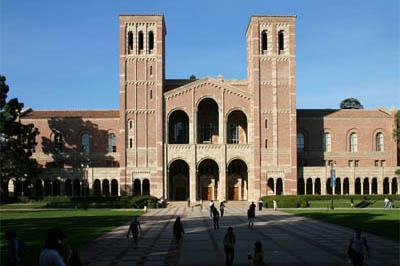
[[247, 15, 297, 196], [119, 15, 166, 196]]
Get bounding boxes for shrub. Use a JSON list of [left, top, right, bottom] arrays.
[[260, 195, 308, 208]]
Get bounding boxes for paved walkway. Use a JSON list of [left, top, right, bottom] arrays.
[[79, 207, 399, 266]]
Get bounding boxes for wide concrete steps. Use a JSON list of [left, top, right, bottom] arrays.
[[166, 200, 251, 208]]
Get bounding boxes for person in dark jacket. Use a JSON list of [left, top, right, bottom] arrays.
[[173, 217, 185, 243]]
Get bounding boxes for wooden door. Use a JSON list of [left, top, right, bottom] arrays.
[[207, 187, 212, 200], [233, 187, 239, 200]]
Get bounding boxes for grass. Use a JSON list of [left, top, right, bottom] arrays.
[[0, 202, 48, 209], [285, 209, 400, 241], [307, 200, 399, 208], [0, 210, 143, 265]]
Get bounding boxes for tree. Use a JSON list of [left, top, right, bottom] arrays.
[[0, 75, 42, 200], [340, 98, 364, 109]]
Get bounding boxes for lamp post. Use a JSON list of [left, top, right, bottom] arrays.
[[330, 162, 336, 210]]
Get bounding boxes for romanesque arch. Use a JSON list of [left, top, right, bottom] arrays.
[[111, 179, 118, 196], [306, 178, 313, 195], [226, 110, 248, 144], [142, 179, 150, 195], [168, 110, 189, 144], [197, 98, 219, 144], [198, 159, 219, 200], [227, 159, 248, 200], [314, 178, 321, 195], [93, 179, 101, 196], [133, 179, 141, 196], [297, 178, 305, 195], [169, 159, 189, 200]]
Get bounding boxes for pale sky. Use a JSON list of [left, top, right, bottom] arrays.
[[1, 0, 399, 110]]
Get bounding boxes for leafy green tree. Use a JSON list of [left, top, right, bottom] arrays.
[[340, 98, 364, 109], [0, 75, 41, 200]]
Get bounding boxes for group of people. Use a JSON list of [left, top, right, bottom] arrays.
[[384, 197, 394, 208], [208, 200, 225, 229]]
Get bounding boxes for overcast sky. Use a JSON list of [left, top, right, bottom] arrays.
[[1, 0, 399, 110]]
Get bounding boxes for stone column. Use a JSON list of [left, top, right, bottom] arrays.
[[369, 179, 372, 195], [219, 164, 227, 201], [312, 179, 315, 195], [189, 164, 197, 202]]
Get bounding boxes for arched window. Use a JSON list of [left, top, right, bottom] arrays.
[[261, 31, 268, 51], [376, 133, 383, 152], [81, 133, 90, 153], [350, 133, 357, 152], [128, 31, 133, 53], [54, 133, 63, 152], [148, 31, 154, 51], [278, 30, 284, 51], [323, 132, 331, 152], [108, 133, 117, 153], [297, 133, 304, 152], [138, 31, 144, 51]]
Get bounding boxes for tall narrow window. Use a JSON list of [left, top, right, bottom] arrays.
[[138, 31, 144, 51], [54, 133, 63, 152], [323, 132, 331, 152], [262, 31, 268, 51], [129, 120, 133, 130], [350, 133, 357, 152], [108, 133, 117, 153], [150, 65, 153, 76], [376, 133, 383, 151], [129, 138, 133, 148], [265, 139, 268, 148], [149, 31, 154, 51], [150, 90, 153, 99], [81, 133, 90, 153], [278, 30, 284, 51], [128, 31, 133, 53], [297, 133, 304, 152], [228, 123, 239, 144], [265, 119, 268, 129], [201, 122, 214, 143]]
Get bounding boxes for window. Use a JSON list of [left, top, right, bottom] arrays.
[[350, 133, 357, 152], [381, 160, 386, 167], [150, 90, 153, 99], [54, 133, 63, 152], [261, 31, 268, 51], [297, 133, 304, 152], [138, 31, 144, 51], [355, 160, 359, 167], [150, 65, 153, 76], [278, 30, 284, 51], [201, 122, 214, 143], [108, 133, 116, 153], [376, 133, 383, 152], [129, 138, 133, 149], [81, 133, 90, 153], [148, 31, 154, 50], [265, 119, 268, 129], [348, 160, 354, 167], [228, 123, 239, 144], [128, 31, 133, 53], [375, 160, 379, 167], [129, 120, 133, 130], [265, 139, 268, 148], [173, 122, 187, 144], [323, 132, 331, 152]]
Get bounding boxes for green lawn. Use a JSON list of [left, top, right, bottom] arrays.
[[0, 210, 143, 265], [285, 209, 400, 241], [306, 200, 398, 208], [0, 202, 48, 209]]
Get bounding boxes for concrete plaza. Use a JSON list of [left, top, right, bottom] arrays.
[[79, 207, 399, 266]]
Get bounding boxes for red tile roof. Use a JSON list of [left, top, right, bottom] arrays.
[[21, 110, 120, 119]]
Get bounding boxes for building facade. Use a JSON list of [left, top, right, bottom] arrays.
[[13, 15, 399, 201]]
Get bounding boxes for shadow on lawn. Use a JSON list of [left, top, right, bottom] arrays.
[[295, 211, 399, 241]]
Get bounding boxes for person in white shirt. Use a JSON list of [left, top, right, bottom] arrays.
[[39, 228, 66, 266]]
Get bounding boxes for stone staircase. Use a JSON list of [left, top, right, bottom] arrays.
[[166, 200, 251, 208]]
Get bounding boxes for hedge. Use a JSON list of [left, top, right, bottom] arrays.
[[298, 195, 400, 201], [260, 195, 309, 208]]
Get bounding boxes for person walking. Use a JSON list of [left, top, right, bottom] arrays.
[[223, 227, 236, 266], [213, 207, 220, 229], [127, 217, 142, 248], [384, 197, 389, 208], [187, 198, 191, 208], [209, 200, 215, 217], [220, 201, 225, 218], [39, 228, 67, 266], [249, 201, 256, 211], [273, 199, 278, 211], [247, 206, 255, 229], [388, 198, 393, 208], [200, 199, 203, 210], [248, 241, 264, 266], [347, 228, 370, 266], [258, 199, 263, 211], [6, 230, 25, 266], [173, 217, 185, 243]]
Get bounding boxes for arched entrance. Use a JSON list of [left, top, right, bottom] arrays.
[[133, 179, 141, 196], [102, 180, 110, 196], [315, 178, 321, 195], [355, 178, 361, 194], [65, 179, 72, 196], [143, 179, 150, 195], [383, 178, 389, 194], [343, 178, 349, 195], [372, 178, 378, 194], [168, 110, 189, 144], [198, 159, 219, 200], [53, 179, 60, 196], [197, 98, 219, 144], [335, 178, 341, 195], [267, 178, 274, 195], [392, 178, 398, 194], [111, 179, 118, 196], [93, 180, 101, 196], [306, 178, 313, 195], [227, 159, 248, 200], [363, 178, 369, 195], [297, 178, 305, 195], [276, 178, 283, 195], [169, 160, 189, 200]]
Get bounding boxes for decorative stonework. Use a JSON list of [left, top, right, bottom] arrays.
[[125, 109, 155, 114]]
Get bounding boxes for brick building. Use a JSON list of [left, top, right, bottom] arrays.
[[12, 15, 399, 201]]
